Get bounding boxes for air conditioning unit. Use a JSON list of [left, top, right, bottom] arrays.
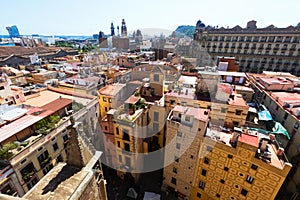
[[283, 102, 289, 107], [295, 108, 300, 117]]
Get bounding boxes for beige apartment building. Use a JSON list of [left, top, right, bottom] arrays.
[[194, 20, 300, 75], [0, 88, 100, 197], [164, 83, 249, 128], [162, 106, 210, 199]]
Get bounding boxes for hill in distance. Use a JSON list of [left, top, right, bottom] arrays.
[[172, 25, 195, 38]]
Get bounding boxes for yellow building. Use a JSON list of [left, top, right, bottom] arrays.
[[163, 106, 210, 199], [98, 84, 125, 118], [97, 82, 143, 119], [191, 128, 292, 200]]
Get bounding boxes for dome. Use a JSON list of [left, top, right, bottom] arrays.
[[196, 20, 206, 28]]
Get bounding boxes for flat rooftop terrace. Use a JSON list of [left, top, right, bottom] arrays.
[[24, 163, 87, 200], [19, 90, 91, 107], [205, 126, 287, 170]]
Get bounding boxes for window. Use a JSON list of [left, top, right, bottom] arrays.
[[246, 175, 254, 184], [175, 156, 179, 162], [103, 97, 107, 102], [284, 113, 288, 120], [206, 146, 212, 152], [185, 116, 190, 122], [125, 157, 131, 166], [104, 126, 108, 131], [190, 155, 194, 159], [170, 100, 175, 105], [241, 189, 248, 196], [220, 179, 225, 184], [177, 131, 182, 137], [216, 194, 220, 198], [251, 164, 258, 170], [105, 107, 108, 112], [224, 167, 229, 171], [173, 167, 177, 174], [57, 155, 63, 162], [116, 127, 119, 135], [176, 143, 181, 150], [53, 143, 59, 151], [154, 112, 159, 121], [108, 98, 112, 103], [201, 169, 207, 176], [154, 74, 159, 82], [221, 107, 226, 113], [197, 192, 202, 198], [119, 155, 122, 162], [228, 154, 233, 159], [117, 141, 120, 148], [233, 121, 239, 127], [204, 157, 209, 164], [294, 123, 300, 129], [199, 181, 206, 190], [171, 177, 177, 185], [235, 110, 242, 115], [124, 143, 130, 151], [153, 123, 159, 133]]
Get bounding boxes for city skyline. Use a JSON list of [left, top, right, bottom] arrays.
[[0, 0, 299, 36]]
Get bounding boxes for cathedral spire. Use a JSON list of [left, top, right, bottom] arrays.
[[121, 19, 127, 37], [111, 22, 115, 36]]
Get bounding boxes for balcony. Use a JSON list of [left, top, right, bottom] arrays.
[[273, 47, 280, 50], [258, 47, 264, 50]]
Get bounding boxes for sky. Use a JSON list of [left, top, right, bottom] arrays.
[[0, 0, 299, 36]]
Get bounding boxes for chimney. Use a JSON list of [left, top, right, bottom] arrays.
[[269, 134, 275, 142], [277, 147, 284, 156]]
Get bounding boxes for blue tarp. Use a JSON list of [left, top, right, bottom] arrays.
[[258, 110, 273, 121]]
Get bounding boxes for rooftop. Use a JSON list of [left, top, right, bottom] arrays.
[[24, 163, 87, 200], [19, 90, 91, 107], [172, 105, 209, 122], [98, 84, 125, 96], [206, 126, 290, 170], [0, 107, 52, 143], [41, 98, 72, 115], [0, 46, 76, 59]]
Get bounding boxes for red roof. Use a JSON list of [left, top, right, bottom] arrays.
[[125, 96, 140, 104], [238, 134, 259, 147], [41, 98, 72, 115]]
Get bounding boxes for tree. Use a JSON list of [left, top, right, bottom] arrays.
[[0, 143, 18, 160]]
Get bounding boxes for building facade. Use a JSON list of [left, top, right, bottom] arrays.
[[194, 20, 300, 75], [163, 106, 209, 199]]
